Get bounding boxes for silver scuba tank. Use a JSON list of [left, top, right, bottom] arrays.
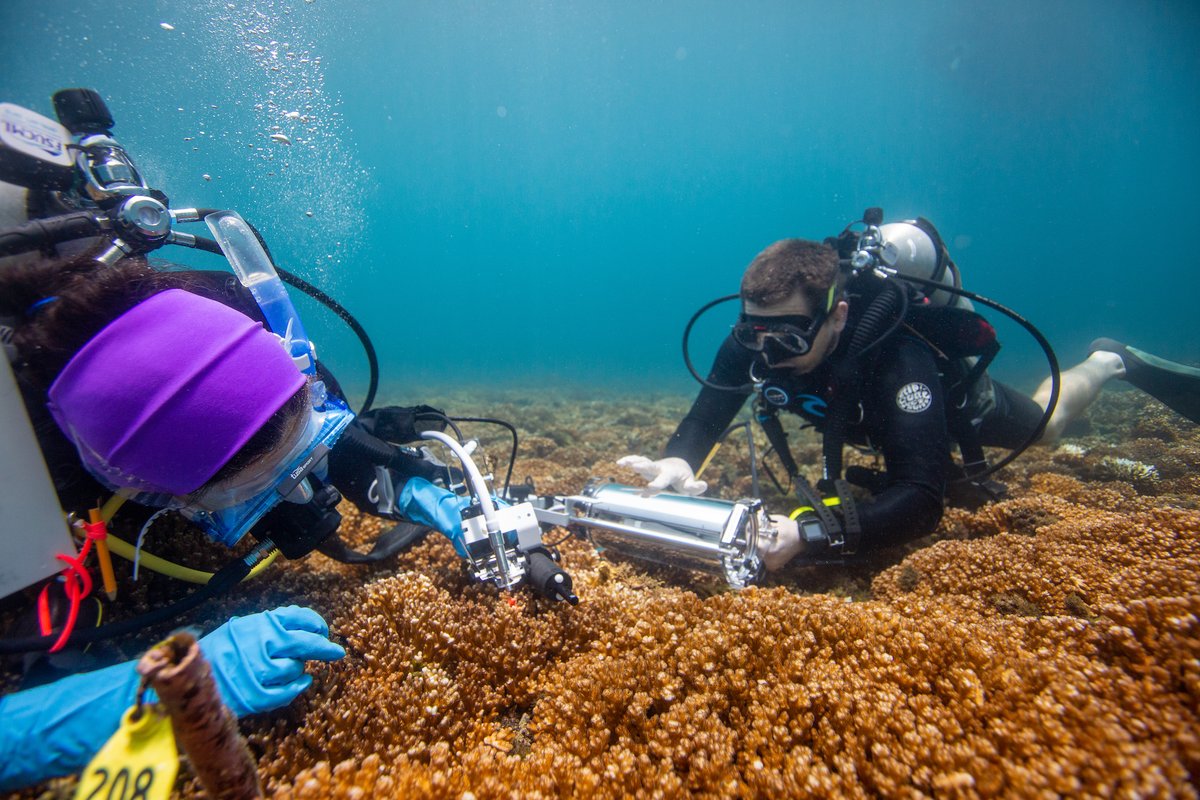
[[876, 220, 973, 311]]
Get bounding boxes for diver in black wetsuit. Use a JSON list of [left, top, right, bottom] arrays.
[[620, 235, 1200, 570]]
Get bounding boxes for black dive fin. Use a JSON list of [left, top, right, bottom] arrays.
[[1091, 338, 1200, 425]]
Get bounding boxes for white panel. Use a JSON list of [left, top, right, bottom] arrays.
[[0, 355, 76, 598]]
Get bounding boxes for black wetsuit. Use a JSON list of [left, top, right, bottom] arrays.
[[666, 327, 1043, 553]]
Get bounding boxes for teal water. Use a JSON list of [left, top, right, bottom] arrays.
[[2, 1, 1198, 404]]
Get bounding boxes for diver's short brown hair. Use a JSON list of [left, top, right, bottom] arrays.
[[740, 239, 841, 310]]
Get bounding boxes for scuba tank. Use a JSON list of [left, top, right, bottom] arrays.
[[871, 219, 971, 311], [821, 208, 1000, 492]]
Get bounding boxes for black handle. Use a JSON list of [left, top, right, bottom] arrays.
[[0, 212, 104, 257], [52, 88, 113, 135]]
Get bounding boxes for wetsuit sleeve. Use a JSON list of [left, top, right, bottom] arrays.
[[852, 337, 949, 549], [664, 335, 754, 470]]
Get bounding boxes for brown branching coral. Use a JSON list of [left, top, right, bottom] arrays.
[[5, 391, 1198, 799], [874, 473, 1200, 616], [267, 583, 1198, 798], [259, 393, 1200, 799], [255, 456, 1200, 797]]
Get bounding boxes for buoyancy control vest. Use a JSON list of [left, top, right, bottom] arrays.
[[755, 273, 1003, 499]]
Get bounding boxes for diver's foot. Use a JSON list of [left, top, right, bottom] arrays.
[[1089, 338, 1200, 424]]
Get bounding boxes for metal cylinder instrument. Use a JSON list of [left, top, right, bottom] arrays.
[[557, 482, 765, 588]]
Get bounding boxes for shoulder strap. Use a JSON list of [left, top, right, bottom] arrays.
[[754, 402, 801, 480]]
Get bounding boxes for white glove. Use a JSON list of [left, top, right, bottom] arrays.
[[758, 514, 803, 571], [616, 455, 708, 496]]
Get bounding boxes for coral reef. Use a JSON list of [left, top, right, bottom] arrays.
[[3, 388, 1198, 798]]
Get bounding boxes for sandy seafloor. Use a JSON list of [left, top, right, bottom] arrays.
[[3, 385, 1198, 799]]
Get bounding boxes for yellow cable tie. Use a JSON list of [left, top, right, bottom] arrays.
[[789, 506, 814, 520], [695, 444, 721, 480]]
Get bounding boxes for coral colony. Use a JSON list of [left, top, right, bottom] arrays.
[[257, 394, 1198, 798], [8, 391, 1199, 798]]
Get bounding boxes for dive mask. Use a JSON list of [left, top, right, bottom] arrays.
[[178, 393, 354, 546], [731, 283, 839, 363], [732, 311, 827, 359]]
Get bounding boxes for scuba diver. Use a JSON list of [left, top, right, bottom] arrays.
[[621, 213, 1200, 570], [0, 90, 508, 789], [0, 250, 484, 791]]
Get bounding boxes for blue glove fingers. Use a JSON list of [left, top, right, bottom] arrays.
[[399, 477, 471, 556], [198, 606, 340, 718], [267, 628, 346, 663], [267, 605, 330, 637], [263, 655, 307, 687]]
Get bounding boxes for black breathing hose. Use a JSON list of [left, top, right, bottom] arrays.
[[449, 417, 519, 497], [821, 279, 908, 481], [0, 547, 266, 655], [681, 294, 753, 392], [894, 273, 1061, 480], [276, 265, 380, 415], [318, 522, 430, 564], [843, 278, 910, 360], [0, 212, 104, 257]]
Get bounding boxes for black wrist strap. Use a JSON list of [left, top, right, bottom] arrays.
[[794, 477, 845, 551], [833, 479, 862, 556]]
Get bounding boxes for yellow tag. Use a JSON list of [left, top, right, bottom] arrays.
[[74, 706, 178, 800]]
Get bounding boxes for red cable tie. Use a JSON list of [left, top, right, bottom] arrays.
[[37, 586, 53, 636], [81, 518, 108, 541], [45, 539, 96, 653]]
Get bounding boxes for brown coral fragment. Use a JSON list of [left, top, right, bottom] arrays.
[[137, 632, 263, 800]]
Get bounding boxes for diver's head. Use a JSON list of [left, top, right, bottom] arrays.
[[45, 288, 308, 497], [734, 239, 849, 373], [3, 253, 349, 545]]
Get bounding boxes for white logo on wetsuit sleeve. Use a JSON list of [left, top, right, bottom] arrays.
[[896, 382, 933, 413]]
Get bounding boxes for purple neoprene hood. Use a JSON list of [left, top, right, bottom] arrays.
[[47, 289, 306, 496]]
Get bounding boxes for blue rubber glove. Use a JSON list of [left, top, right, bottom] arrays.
[[197, 605, 346, 719], [0, 658, 145, 790], [397, 477, 517, 559], [398, 476, 474, 557], [0, 605, 343, 791]]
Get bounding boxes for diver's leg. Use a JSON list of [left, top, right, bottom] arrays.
[[1032, 350, 1125, 443], [1087, 339, 1200, 424]]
